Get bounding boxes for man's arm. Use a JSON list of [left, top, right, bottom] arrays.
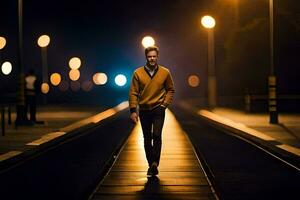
[[162, 71, 175, 107], [129, 72, 139, 123]]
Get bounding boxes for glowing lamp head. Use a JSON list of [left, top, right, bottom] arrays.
[[115, 74, 127, 87], [93, 72, 108, 85], [0, 37, 6, 50], [50, 73, 62, 86], [37, 35, 50, 47], [68, 57, 81, 70], [201, 16, 216, 29], [142, 36, 155, 48], [188, 75, 200, 87], [41, 83, 50, 94], [1, 61, 12, 75], [69, 69, 80, 81]]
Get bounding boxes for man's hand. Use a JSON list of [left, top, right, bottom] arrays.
[[130, 112, 139, 123]]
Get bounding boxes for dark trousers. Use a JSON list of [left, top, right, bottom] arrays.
[[25, 95, 36, 121], [139, 106, 165, 167]]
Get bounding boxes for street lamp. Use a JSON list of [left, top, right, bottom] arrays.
[[201, 15, 217, 108], [1, 61, 13, 75], [37, 34, 50, 97], [232, 0, 240, 28], [68, 57, 81, 82], [268, 0, 278, 124], [68, 57, 81, 70], [16, 0, 29, 125], [141, 36, 155, 48]]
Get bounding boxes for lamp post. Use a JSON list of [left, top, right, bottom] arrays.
[[37, 35, 50, 98], [141, 36, 155, 49], [268, 0, 278, 124], [233, 0, 240, 28], [201, 15, 217, 108], [15, 0, 30, 125]]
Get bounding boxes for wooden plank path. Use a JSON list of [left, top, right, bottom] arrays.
[[90, 110, 218, 200]]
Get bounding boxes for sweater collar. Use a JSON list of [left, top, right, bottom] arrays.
[[144, 65, 159, 78]]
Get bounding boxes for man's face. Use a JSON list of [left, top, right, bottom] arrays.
[[146, 50, 158, 67]]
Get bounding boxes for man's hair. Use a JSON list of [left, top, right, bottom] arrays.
[[145, 46, 159, 56]]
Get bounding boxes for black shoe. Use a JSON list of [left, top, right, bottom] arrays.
[[147, 167, 153, 177], [150, 163, 159, 176]]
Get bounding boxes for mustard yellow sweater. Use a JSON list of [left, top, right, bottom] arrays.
[[129, 65, 175, 113]]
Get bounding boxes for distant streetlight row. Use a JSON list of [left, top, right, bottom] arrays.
[[40, 35, 155, 94], [0, 37, 13, 75]]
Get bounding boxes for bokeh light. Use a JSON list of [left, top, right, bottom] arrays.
[[37, 35, 50, 47], [0, 37, 6, 49], [201, 15, 216, 29], [115, 74, 127, 87], [69, 69, 80, 81], [188, 75, 200, 87], [1, 61, 12, 75], [93, 72, 108, 85], [50, 73, 61, 86], [142, 36, 155, 48], [69, 57, 81, 70], [41, 83, 50, 94]]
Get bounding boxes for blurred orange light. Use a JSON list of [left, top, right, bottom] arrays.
[[50, 73, 61, 86], [69, 69, 80, 81], [41, 83, 50, 94], [37, 35, 50, 47], [93, 72, 107, 85], [0, 37, 6, 49], [188, 75, 200, 87]]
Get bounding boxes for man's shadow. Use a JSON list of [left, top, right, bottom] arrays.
[[137, 175, 163, 199], [142, 176, 161, 193]]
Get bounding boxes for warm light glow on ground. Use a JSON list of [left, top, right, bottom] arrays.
[[37, 35, 50, 47], [115, 74, 127, 86], [201, 15, 216, 29], [93, 72, 108, 85], [41, 83, 50, 94], [1, 61, 12, 75], [69, 69, 80, 81], [50, 73, 62, 86], [188, 75, 200, 87], [142, 36, 155, 48], [69, 57, 81, 70], [0, 37, 6, 49]]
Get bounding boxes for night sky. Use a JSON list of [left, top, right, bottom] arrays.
[[0, 0, 299, 106]]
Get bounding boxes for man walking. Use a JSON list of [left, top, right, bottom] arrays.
[[129, 46, 175, 176], [25, 69, 39, 122]]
